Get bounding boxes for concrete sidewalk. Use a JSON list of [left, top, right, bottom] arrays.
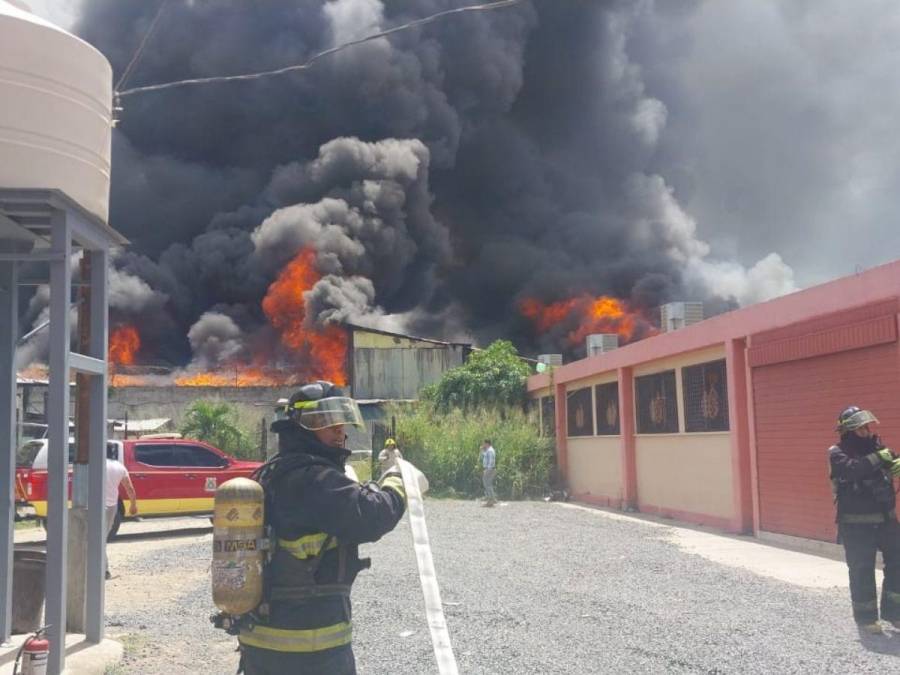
[[13, 515, 211, 544], [0, 634, 122, 674], [558, 502, 858, 589]]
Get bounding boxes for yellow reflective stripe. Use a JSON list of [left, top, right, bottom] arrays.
[[885, 589, 900, 603], [278, 533, 338, 559], [239, 622, 352, 653], [853, 600, 877, 610], [380, 475, 406, 501], [841, 513, 891, 524], [292, 401, 318, 410]]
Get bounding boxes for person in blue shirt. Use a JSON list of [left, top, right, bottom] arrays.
[[479, 439, 497, 507]]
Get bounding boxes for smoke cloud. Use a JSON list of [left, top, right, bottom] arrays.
[[31, 0, 833, 367]]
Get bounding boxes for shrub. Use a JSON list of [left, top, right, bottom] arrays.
[[180, 400, 258, 460], [422, 339, 533, 412]]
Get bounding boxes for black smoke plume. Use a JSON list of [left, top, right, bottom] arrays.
[[27, 0, 795, 367]]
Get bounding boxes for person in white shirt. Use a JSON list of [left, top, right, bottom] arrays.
[[105, 454, 138, 579], [480, 439, 497, 507]]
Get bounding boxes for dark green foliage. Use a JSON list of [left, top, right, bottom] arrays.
[[180, 400, 257, 459], [423, 339, 533, 412]]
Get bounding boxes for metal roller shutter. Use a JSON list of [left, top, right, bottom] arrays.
[[753, 343, 900, 541]]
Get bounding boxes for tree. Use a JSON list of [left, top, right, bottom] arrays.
[[180, 400, 253, 458], [423, 339, 532, 412]]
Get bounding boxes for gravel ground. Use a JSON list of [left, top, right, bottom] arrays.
[[104, 500, 900, 674]]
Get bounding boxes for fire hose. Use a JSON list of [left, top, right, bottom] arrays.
[[398, 459, 459, 675]]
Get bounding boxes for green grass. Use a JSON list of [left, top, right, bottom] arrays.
[[394, 405, 555, 500]]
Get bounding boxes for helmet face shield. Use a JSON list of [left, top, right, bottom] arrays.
[[837, 408, 878, 433], [295, 396, 364, 430]]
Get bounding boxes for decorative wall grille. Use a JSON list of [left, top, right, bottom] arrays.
[[635, 370, 678, 434], [682, 359, 729, 432], [594, 382, 620, 435], [566, 387, 594, 437]]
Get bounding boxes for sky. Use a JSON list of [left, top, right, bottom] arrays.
[[17, 0, 900, 364]]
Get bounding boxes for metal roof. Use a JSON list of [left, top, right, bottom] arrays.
[[0, 188, 128, 248], [344, 322, 471, 348]]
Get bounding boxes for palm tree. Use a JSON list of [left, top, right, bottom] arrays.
[[180, 401, 249, 458]]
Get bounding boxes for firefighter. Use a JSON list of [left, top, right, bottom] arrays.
[[378, 437, 402, 475], [237, 381, 415, 674], [829, 405, 900, 633]]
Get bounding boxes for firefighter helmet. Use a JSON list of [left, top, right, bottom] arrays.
[[384, 438, 396, 447], [836, 406, 879, 433], [278, 381, 364, 431]]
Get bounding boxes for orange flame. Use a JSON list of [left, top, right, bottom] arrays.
[[520, 294, 655, 348], [109, 325, 140, 366], [261, 248, 347, 385], [174, 366, 280, 387], [110, 250, 350, 388]]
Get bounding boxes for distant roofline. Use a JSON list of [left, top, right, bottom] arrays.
[[342, 322, 472, 348], [528, 256, 900, 390]]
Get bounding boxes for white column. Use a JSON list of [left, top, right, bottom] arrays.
[[85, 248, 108, 641], [0, 260, 17, 643], [46, 211, 71, 675]]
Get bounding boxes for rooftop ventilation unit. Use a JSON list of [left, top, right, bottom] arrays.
[[537, 354, 563, 367], [586, 333, 619, 356], [660, 302, 704, 333]]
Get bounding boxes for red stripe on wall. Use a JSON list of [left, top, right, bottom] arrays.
[[752, 299, 900, 346], [637, 503, 732, 531], [573, 494, 623, 510], [748, 315, 897, 367]]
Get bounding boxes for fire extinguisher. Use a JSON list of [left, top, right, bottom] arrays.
[[13, 626, 49, 675]]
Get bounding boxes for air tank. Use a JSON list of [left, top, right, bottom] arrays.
[[0, 1, 112, 222]]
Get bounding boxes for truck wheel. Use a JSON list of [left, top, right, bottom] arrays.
[[107, 502, 123, 541]]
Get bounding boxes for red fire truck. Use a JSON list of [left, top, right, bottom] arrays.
[[15, 435, 262, 538]]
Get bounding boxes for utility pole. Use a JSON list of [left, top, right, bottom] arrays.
[[67, 253, 92, 630]]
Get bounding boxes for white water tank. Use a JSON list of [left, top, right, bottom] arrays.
[[0, 1, 112, 222]]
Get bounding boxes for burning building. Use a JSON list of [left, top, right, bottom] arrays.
[[107, 322, 471, 453], [528, 259, 900, 544]]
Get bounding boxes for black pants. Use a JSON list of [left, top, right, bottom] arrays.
[[839, 519, 900, 624], [239, 644, 356, 674]]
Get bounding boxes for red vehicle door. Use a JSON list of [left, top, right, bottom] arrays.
[[127, 442, 197, 516], [175, 442, 261, 506]]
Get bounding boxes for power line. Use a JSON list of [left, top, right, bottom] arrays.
[[114, 0, 170, 93], [115, 0, 524, 99]]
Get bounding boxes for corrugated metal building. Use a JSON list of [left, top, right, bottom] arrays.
[[346, 323, 471, 400]]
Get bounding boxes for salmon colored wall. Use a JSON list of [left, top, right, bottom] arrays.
[[528, 259, 900, 393], [636, 434, 734, 523], [565, 372, 617, 390], [566, 437, 622, 502], [632, 345, 726, 378], [524, 260, 900, 540], [753, 341, 900, 542]]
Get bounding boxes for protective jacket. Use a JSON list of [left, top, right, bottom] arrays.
[[829, 434, 896, 523], [238, 431, 405, 656], [829, 433, 900, 626]]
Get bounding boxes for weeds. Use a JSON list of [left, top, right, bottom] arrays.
[[395, 406, 554, 500]]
